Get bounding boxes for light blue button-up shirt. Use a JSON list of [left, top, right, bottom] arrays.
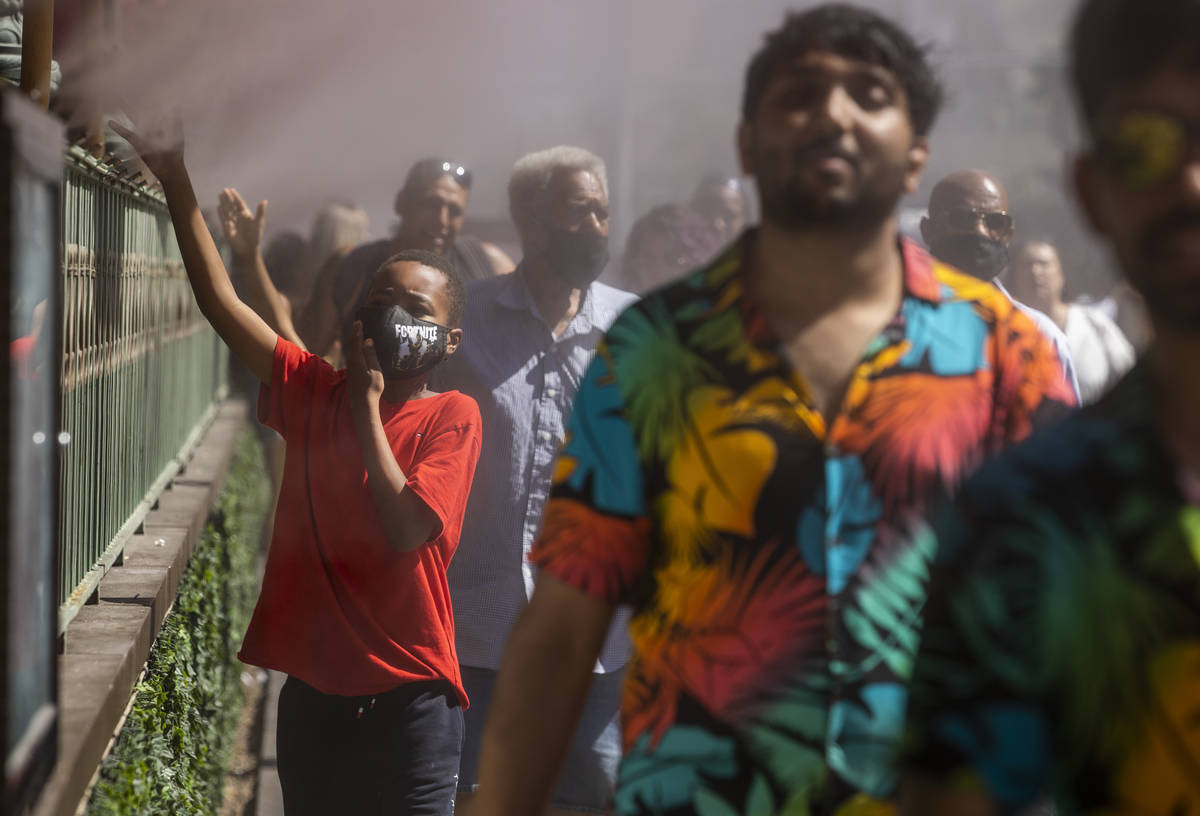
[[435, 267, 637, 672]]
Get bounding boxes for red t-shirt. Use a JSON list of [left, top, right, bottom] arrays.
[[238, 338, 481, 704]]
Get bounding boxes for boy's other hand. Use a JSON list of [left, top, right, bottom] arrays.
[[108, 115, 185, 184], [348, 320, 385, 407], [218, 188, 267, 260]]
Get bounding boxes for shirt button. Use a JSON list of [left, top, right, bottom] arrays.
[[538, 430, 552, 443], [545, 387, 559, 399]]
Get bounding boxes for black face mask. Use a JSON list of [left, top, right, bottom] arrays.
[[545, 227, 610, 287], [930, 233, 1011, 280], [354, 303, 449, 380]]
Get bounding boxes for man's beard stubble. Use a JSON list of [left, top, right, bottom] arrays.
[[754, 143, 906, 232]]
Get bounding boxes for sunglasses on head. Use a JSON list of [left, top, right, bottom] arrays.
[[936, 206, 1014, 237], [439, 161, 472, 189], [1097, 109, 1198, 190]]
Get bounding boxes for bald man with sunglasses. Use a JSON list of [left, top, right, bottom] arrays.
[[900, 0, 1200, 812], [922, 169, 1081, 398]]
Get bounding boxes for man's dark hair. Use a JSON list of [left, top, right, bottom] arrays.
[[1070, 0, 1200, 134], [400, 157, 472, 201], [378, 249, 466, 328], [741, 3, 944, 137]]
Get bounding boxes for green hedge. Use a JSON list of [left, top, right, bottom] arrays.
[[86, 428, 270, 816]]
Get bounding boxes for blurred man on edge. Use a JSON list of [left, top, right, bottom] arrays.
[[901, 0, 1200, 812]]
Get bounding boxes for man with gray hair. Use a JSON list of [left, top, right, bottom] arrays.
[[435, 145, 636, 816]]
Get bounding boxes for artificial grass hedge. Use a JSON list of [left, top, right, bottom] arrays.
[[86, 429, 269, 816]]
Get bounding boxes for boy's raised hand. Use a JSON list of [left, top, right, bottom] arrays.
[[347, 321, 385, 407], [218, 187, 306, 350], [218, 188, 267, 260], [111, 113, 278, 384], [108, 115, 185, 184]]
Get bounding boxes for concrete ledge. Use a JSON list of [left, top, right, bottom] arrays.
[[97, 568, 174, 636], [172, 407, 246, 507], [119, 529, 189, 622], [46, 653, 128, 815], [144, 484, 214, 550], [33, 399, 248, 816], [41, 605, 153, 816], [64, 604, 154, 674]]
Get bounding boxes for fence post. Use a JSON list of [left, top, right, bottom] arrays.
[[18, 0, 54, 110]]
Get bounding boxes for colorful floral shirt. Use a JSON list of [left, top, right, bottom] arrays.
[[530, 234, 1076, 815], [902, 362, 1200, 815]]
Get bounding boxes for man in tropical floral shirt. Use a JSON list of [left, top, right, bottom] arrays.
[[470, 5, 1076, 815], [900, 0, 1200, 813]]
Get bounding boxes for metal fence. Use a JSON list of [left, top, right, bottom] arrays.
[[58, 145, 228, 632]]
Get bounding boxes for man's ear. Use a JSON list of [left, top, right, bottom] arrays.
[[1073, 153, 1107, 235], [904, 137, 930, 195], [919, 215, 935, 247], [394, 188, 407, 220], [737, 122, 755, 177], [445, 327, 463, 357]]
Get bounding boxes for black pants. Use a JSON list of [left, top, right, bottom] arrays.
[[276, 676, 464, 816]]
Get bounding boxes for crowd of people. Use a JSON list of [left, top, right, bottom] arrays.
[[109, 0, 1199, 812]]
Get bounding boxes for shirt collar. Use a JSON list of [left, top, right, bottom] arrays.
[[494, 265, 532, 311], [900, 237, 943, 304], [722, 230, 940, 348], [992, 278, 1015, 299], [494, 263, 596, 335], [726, 229, 943, 308]]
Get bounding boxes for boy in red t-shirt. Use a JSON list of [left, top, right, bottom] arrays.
[[114, 121, 481, 816]]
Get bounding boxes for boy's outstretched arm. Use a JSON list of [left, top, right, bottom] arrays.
[[218, 187, 308, 351], [111, 119, 277, 383]]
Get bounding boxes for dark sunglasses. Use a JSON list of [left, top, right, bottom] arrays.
[[1098, 109, 1199, 190], [935, 206, 1014, 237]]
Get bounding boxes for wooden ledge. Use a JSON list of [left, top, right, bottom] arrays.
[[32, 400, 248, 816]]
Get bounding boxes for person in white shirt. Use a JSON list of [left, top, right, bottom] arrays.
[[1011, 239, 1136, 404]]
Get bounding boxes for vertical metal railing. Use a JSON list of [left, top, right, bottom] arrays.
[[58, 144, 228, 633]]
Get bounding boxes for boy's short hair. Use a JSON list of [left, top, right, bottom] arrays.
[[378, 249, 466, 328], [741, 3, 944, 137], [1070, 0, 1200, 135]]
